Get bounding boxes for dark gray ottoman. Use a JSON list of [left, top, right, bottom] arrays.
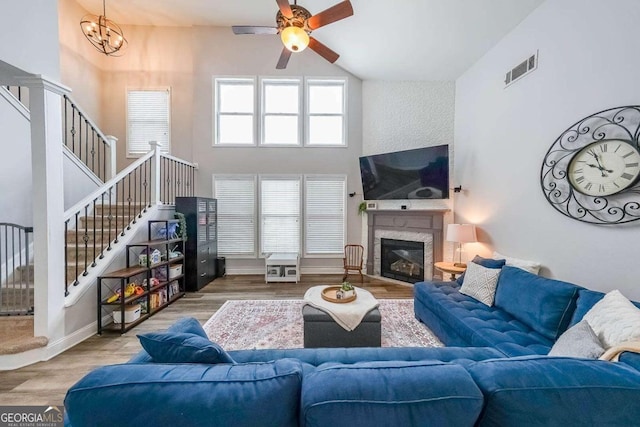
[[302, 305, 381, 348]]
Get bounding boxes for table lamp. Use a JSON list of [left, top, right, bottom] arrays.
[[446, 224, 477, 267]]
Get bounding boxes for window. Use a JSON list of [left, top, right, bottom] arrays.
[[260, 177, 301, 254], [305, 176, 346, 255], [213, 175, 256, 256], [126, 88, 170, 157], [213, 76, 347, 147], [306, 79, 346, 146], [261, 78, 301, 146], [214, 77, 256, 145]]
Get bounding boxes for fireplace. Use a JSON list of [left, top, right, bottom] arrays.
[[380, 238, 424, 284]]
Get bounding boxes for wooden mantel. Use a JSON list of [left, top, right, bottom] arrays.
[[366, 209, 449, 281]]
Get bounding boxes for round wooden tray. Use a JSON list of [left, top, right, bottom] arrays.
[[321, 286, 357, 303]]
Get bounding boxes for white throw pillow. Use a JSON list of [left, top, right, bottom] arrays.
[[493, 251, 541, 275], [460, 261, 501, 307], [583, 290, 640, 348]]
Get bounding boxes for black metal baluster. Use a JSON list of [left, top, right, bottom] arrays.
[[25, 227, 32, 313], [91, 129, 95, 177], [82, 205, 89, 277], [74, 213, 79, 285], [109, 186, 115, 247], [64, 220, 69, 296], [92, 199, 97, 267], [99, 192, 105, 259], [127, 172, 132, 229], [64, 98, 68, 149]]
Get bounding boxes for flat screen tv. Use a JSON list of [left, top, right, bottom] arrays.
[[359, 145, 449, 200]]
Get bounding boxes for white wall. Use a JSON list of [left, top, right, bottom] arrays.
[[0, 1, 60, 79], [0, 92, 32, 225], [454, 0, 640, 299], [362, 81, 456, 261]]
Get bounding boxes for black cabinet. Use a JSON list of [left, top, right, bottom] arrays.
[[176, 197, 218, 291]]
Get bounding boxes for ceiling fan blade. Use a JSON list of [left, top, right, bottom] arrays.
[[308, 37, 339, 63], [307, 0, 353, 30], [232, 26, 278, 35], [276, 0, 293, 19], [276, 48, 292, 69]]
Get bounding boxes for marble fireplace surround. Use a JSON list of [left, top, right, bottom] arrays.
[[366, 210, 448, 282]]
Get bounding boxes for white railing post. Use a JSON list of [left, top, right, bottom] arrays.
[[105, 135, 118, 180], [21, 75, 70, 342], [149, 141, 162, 205]]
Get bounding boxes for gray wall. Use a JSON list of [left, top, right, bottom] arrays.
[[454, 0, 640, 300]]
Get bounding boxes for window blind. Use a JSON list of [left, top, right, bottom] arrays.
[[261, 178, 301, 254], [214, 176, 256, 255], [127, 89, 170, 156], [305, 177, 345, 254]]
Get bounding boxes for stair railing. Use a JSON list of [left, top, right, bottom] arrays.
[[62, 94, 115, 182], [64, 144, 197, 296], [0, 223, 34, 316], [3, 85, 29, 109]]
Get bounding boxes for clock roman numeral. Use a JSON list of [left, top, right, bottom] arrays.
[[599, 184, 605, 193], [623, 152, 635, 158], [573, 168, 584, 174], [626, 162, 639, 168], [584, 183, 593, 191], [615, 144, 622, 153], [600, 143, 608, 152], [575, 176, 585, 183], [621, 172, 634, 180]]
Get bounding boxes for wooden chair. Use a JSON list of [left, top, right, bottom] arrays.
[[343, 244, 364, 283]]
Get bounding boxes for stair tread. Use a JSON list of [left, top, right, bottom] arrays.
[[0, 336, 48, 355]]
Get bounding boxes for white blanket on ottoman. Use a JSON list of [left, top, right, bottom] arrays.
[[303, 285, 379, 331]]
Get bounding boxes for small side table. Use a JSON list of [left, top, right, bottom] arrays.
[[434, 262, 466, 281]]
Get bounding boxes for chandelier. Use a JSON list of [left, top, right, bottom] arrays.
[[80, 0, 128, 56]]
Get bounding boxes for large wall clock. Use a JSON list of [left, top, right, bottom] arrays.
[[541, 106, 640, 224]]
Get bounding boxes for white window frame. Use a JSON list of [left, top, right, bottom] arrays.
[[303, 174, 347, 258], [259, 77, 303, 147], [126, 87, 171, 158], [304, 77, 347, 147], [212, 174, 258, 258], [213, 76, 257, 146], [259, 174, 302, 256]]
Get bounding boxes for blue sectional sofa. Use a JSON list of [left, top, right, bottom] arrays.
[[65, 266, 640, 426]]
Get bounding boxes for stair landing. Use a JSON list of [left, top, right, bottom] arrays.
[[0, 316, 48, 355]]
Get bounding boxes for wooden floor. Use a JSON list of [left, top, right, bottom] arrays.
[[0, 275, 413, 406]]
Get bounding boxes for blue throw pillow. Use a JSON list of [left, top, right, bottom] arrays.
[[456, 255, 506, 285], [167, 316, 209, 338], [138, 331, 235, 364], [569, 289, 640, 327], [494, 266, 579, 340]]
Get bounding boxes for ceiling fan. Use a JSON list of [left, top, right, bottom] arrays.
[[232, 0, 354, 69]]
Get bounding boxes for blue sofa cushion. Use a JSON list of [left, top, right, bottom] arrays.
[[128, 316, 207, 363], [229, 346, 504, 367], [467, 356, 640, 426], [65, 359, 303, 427], [494, 266, 579, 340], [414, 281, 553, 357], [569, 288, 640, 327], [301, 360, 484, 427], [138, 331, 235, 364], [456, 255, 506, 285]]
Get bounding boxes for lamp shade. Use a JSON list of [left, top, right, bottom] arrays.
[[446, 224, 477, 243], [281, 26, 309, 52]]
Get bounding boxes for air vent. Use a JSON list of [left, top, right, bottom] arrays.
[[504, 51, 538, 87]]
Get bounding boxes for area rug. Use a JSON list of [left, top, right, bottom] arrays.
[[203, 299, 443, 350]]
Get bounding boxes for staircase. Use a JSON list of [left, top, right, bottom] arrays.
[[0, 80, 197, 369]]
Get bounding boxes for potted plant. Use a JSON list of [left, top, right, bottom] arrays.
[[336, 281, 356, 299]]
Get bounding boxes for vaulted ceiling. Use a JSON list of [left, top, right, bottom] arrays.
[[74, 0, 545, 80]]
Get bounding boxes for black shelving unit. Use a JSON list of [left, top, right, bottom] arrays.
[[97, 220, 186, 334], [176, 197, 218, 291]]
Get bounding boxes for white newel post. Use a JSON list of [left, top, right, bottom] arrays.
[[149, 141, 162, 205], [105, 135, 118, 180], [22, 75, 70, 342]]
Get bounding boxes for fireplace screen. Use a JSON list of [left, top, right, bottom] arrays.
[[380, 238, 424, 284]]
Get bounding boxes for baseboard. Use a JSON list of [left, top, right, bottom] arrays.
[[43, 316, 108, 362], [0, 346, 46, 371]]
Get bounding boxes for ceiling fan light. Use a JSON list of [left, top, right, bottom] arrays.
[[281, 26, 309, 52]]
